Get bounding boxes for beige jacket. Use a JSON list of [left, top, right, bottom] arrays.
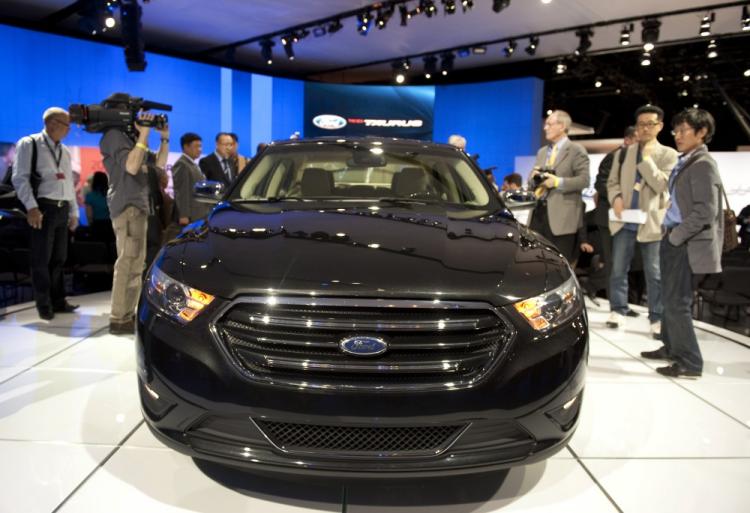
[[607, 142, 678, 242]]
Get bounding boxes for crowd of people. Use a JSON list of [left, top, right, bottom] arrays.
[[6, 97, 740, 377]]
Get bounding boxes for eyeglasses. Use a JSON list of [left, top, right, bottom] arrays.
[[671, 127, 694, 136], [636, 121, 661, 129]]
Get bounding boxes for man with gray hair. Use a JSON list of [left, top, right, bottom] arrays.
[[11, 107, 79, 320], [528, 109, 590, 261], [448, 134, 467, 151]]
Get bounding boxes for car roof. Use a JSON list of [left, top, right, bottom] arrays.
[[267, 136, 463, 152]]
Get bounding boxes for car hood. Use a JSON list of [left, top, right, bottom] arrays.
[[159, 202, 570, 306]]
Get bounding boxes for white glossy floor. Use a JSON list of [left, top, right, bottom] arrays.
[[1, 292, 749, 513]]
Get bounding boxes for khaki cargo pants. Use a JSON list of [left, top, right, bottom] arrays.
[[111, 205, 148, 323]]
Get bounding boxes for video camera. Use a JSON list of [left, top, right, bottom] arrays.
[[69, 93, 172, 134], [531, 167, 556, 187]]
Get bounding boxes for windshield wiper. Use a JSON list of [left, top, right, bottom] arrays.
[[378, 196, 443, 206], [231, 197, 305, 203]]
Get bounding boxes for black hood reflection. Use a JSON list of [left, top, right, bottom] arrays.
[[162, 202, 569, 306]]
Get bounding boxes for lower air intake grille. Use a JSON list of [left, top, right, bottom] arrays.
[[254, 420, 465, 457]]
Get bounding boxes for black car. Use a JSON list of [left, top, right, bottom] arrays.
[[137, 137, 588, 478]]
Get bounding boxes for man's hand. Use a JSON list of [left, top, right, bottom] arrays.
[[580, 242, 594, 253], [530, 167, 541, 179], [543, 175, 557, 189], [179, 217, 190, 226], [156, 123, 170, 141], [27, 207, 43, 229], [68, 216, 79, 232], [612, 195, 624, 219], [135, 112, 154, 135], [641, 139, 657, 160]]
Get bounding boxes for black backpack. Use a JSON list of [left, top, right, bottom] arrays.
[[0, 137, 40, 206]]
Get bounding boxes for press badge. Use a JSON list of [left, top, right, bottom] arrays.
[[633, 182, 643, 192]]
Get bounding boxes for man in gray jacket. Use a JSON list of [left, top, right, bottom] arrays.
[[171, 132, 208, 230], [641, 108, 723, 378], [606, 105, 678, 338], [528, 110, 590, 262]]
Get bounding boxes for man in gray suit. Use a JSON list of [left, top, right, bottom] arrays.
[[606, 105, 678, 337], [169, 133, 208, 235], [641, 108, 724, 378], [529, 110, 590, 261]]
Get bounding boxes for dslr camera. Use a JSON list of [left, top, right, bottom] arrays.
[[69, 92, 172, 134], [531, 167, 556, 187]]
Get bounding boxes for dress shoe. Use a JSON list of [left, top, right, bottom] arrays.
[[656, 363, 701, 379], [625, 309, 641, 318], [109, 319, 135, 335], [650, 321, 662, 340], [53, 301, 79, 313], [38, 308, 55, 321], [641, 346, 670, 360], [606, 312, 624, 328]]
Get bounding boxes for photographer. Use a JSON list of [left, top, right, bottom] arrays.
[[99, 94, 169, 335], [528, 110, 590, 262]]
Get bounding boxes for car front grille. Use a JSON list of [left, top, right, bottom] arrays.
[[254, 420, 466, 457], [212, 297, 514, 390]]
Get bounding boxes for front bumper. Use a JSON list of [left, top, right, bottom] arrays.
[[136, 296, 587, 478]]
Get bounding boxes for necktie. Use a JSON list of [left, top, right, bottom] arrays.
[[546, 144, 559, 168], [222, 158, 232, 181]]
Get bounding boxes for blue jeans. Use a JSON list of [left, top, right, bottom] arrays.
[[609, 229, 662, 322], [660, 239, 703, 372]]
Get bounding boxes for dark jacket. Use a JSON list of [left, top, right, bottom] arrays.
[[199, 153, 237, 186]]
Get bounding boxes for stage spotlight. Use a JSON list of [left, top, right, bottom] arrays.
[[440, 52, 454, 75], [640, 51, 652, 67], [312, 26, 326, 37], [503, 39, 517, 58], [392, 62, 407, 84], [594, 78, 602, 88], [574, 28, 593, 56], [376, 6, 394, 29], [743, 6, 750, 31], [492, 0, 511, 13], [471, 46, 487, 55], [555, 59, 567, 74], [699, 12, 714, 37], [423, 55, 438, 79], [641, 18, 661, 52], [457, 47, 471, 58], [328, 18, 343, 33], [421, 1, 437, 18], [620, 24, 633, 46], [525, 36, 539, 55], [260, 39, 274, 65], [462, 0, 474, 12], [120, 0, 145, 71], [281, 36, 295, 60], [399, 5, 409, 26], [706, 39, 718, 59], [744, 68, 750, 77], [444, 0, 457, 15], [357, 11, 372, 34]]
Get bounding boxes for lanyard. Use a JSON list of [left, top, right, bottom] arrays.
[[42, 136, 63, 170]]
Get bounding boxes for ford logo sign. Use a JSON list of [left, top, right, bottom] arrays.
[[339, 336, 388, 356], [312, 114, 347, 130]]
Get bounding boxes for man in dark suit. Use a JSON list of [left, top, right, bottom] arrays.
[[199, 132, 236, 186], [169, 133, 208, 236], [641, 108, 724, 378], [528, 110, 590, 262]]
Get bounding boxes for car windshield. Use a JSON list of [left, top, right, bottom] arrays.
[[231, 141, 495, 208]]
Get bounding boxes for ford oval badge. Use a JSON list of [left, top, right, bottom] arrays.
[[339, 336, 388, 356], [312, 114, 347, 130]]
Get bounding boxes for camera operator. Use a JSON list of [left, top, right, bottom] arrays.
[[528, 110, 590, 262], [11, 107, 79, 320], [99, 99, 169, 335]]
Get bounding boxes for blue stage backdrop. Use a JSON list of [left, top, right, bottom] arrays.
[[305, 83, 435, 140]]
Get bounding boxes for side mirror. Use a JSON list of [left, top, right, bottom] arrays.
[[193, 180, 225, 204]]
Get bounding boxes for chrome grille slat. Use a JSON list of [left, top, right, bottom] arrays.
[[212, 298, 514, 391]]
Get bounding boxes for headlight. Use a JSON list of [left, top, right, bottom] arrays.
[[513, 275, 582, 331], [146, 267, 215, 323]]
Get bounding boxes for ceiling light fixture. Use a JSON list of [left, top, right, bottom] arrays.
[[392, 61, 407, 84], [699, 12, 714, 37], [440, 52, 454, 75], [594, 78, 602, 88], [555, 59, 567, 74], [260, 39, 274, 65], [399, 5, 409, 26], [444, 0, 457, 15], [423, 55, 438, 79], [503, 39, 517, 57], [376, 6, 394, 29], [357, 11, 372, 35], [574, 28, 593, 56], [706, 39, 718, 59], [640, 50, 652, 67], [641, 18, 661, 52], [525, 35, 539, 55], [281, 35, 295, 60], [421, 0, 438, 18], [492, 0, 511, 13], [327, 18, 343, 33], [620, 23, 633, 46], [743, 6, 750, 31], [472, 46, 487, 55], [461, 0, 474, 12]]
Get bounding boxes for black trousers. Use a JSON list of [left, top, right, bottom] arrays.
[[30, 200, 70, 311], [530, 203, 576, 262]]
